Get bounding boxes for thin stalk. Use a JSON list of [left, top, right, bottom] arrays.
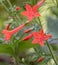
[[1, 2, 9, 12], [35, 18, 43, 29], [7, 0, 22, 22], [46, 41, 58, 65], [35, 18, 40, 25], [16, 15, 22, 22], [38, 18, 42, 28], [36, 17, 58, 65], [7, 0, 12, 7], [1, 0, 25, 23], [15, 56, 19, 65], [56, 0, 58, 8], [33, 0, 35, 5]]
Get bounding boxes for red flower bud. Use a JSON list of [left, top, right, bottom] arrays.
[[24, 29, 32, 33], [37, 56, 44, 62], [15, 6, 20, 11], [23, 34, 33, 41]]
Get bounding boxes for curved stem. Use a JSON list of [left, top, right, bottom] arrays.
[[46, 41, 58, 65], [1, 2, 9, 12], [56, 0, 58, 8], [36, 18, 58, 65], [7, 0, 12, 7]]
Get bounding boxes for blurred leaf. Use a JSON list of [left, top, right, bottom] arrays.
[[19, 41, 38, 52], [14, 40, 38, 54], [0, 21, 3, 30], [51, 44, 58, 51], [51, 7, 58, 17], [46, 16, 58, 38], [0, 62, 9, 65], [0, 44, 13, 56], [0, 0, 5, 2]]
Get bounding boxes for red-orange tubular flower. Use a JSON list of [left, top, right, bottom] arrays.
[[32, 29, 52, 46], [21, 4, 40, 21], [23, 34, 33, 41], [21, 0, 45, 21], [2, 23, 27, 41]]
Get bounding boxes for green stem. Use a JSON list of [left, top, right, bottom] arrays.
[[1, 2, 9, 12], [15, 56, 19, 65], [46, 41, 58, 65], [36, 18, 57, 65], [38, 18, 42, 28], [56, 0, 58, 8], [35, 18, 43, 29], [7, 0, 12, 7]]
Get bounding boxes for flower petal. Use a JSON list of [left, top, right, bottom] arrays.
[[32, 39, 38, 44], [35, 12, 41, 17], [38, 29, 44, 36], [32, 32, 39, 38], [33, 4, 39, 12], [2, 30, 10, 34], [39, 41, 44, 46], [4, 34, 11, 41], [44, 34, 52, 40], [28, 16, 34, 21], [25, 4, 32, 11], [21, 11, 28, 16]]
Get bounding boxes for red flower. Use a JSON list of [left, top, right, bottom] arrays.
[[32, 29, 52, 46], [21, 4, 40, 21], [37, 56, 45, 62], [23, 34, 33, 41], [21, 0, 45, 21], [15, 6, 20, 11], [2, 23, 26, 41]]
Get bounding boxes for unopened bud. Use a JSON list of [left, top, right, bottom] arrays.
[[37, 56, 45, 62], [15, 6, 20, 11], [23, 34, 33, 41]]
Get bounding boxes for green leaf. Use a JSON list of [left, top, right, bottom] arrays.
[[0, 44, 14, 56], [14, 40, 38, 53], [19, 41, 38, 52]]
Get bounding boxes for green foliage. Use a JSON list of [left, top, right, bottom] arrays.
[[0, 44, 13, 56], [0, 0, 58, 65]]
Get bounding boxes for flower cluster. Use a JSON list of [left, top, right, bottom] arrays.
[[23, 29, 52, 46], [2, 0, 52, 46]]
